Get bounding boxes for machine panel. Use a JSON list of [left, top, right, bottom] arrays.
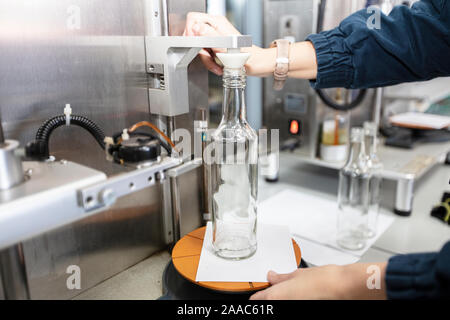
[[0, 0, 207, 299]]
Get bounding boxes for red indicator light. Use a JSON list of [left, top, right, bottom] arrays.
[[289, 120, 300, 135]]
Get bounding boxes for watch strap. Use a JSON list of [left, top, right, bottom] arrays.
[[270, 39, 290, 91]]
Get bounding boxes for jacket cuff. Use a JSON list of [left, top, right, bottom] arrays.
[[306, 31, 354, 89], [385, 252, 438, 300]]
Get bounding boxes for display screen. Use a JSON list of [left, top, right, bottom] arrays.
[[284, 93, 307, 114]]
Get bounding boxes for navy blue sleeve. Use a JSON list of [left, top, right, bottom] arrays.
[[385, 241, 450, 299], [306, 0, 450, 89]]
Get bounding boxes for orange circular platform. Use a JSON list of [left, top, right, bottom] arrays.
[[172, 226, 301, 293]]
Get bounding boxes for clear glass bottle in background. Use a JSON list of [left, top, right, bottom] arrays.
[[210, 50, 258, 260], [337, 127, 370, 250], [362, 121, 383, 238]]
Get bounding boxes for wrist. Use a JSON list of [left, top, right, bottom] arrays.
[[320, 265, 348, 299], [244, 46, 277, 77], [288, 41, 317, 79], [336, 263, 388, 300]]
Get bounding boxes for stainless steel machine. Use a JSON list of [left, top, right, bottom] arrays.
[[0, 0, 251, 299], [263, 0, 375, 158], [262, 0, 450, 215]]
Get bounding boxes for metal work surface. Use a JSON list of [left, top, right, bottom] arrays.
[[291, 139, 450, 179], [289, 139, 450, 214], [0, 161, 106, 250], [260, 152, 450, 255]]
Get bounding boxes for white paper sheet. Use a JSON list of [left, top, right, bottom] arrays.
[[390, 112, 450, 129], [196, 222, 298, 282], [293, 236, 360, 266], [258, 189, 395, 266]]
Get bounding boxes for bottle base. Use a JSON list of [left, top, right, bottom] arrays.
[[360, 226, 377, 239], [337, 236, 366, 251], [214, 240, 257, 260]]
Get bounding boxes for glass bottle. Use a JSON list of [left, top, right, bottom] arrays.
[[362, 121, 383, 238], [337, 127, 370, 250], [210, 51, 258, 260]]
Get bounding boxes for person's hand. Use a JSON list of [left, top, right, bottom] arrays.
[[250, 266, 342, 300], [183, 12, 276, 77], [250, 262, 387, 300], [183, 12, 239, 76]]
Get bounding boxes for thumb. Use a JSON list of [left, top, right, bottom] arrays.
[[267, 270, 296, 285]]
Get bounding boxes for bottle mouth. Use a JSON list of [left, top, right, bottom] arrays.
[[222, 68, 246, 88]]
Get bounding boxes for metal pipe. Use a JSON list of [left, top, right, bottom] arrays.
[[373, 87, 384, 128], [170, 176, 181, 242], [200, 108, 211, 222], [395, 177, 414, 216]]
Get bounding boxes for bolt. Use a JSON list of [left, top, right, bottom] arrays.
[[99, 188, 116, 207], [154, 11, 159, 17], [24, 168, 33, 180], [155, 171, 165, 182]]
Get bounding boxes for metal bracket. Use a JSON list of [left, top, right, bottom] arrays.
[[166, 159, 203, 242], [145, 35, 252, 116], [79, 157, 182, 212]]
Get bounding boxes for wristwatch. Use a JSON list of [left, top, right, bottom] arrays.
[[269, 39, 291, 91]]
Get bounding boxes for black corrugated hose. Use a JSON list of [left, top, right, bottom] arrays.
[[26, 114, 106, 159], [314, 0, 367, 111]]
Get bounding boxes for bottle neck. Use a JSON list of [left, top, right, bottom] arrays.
[[221, 68, 247, 123], [364, 135, 377, 157], [348, 140, 365, 164]]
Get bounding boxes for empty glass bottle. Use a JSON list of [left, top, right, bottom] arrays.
[[337, 127, 370, 250], [362, 121, 383, 238], [210, 51, 258, 260]]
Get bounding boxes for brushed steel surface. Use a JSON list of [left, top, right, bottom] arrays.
[[0, 245, 29, 300], [0, 0, 167, 299], [166, 0, 209, 238], [79, 157, 181, 212], [166, 0, 205, 36], [21, 185, 165, 300], [0, 161, 106, 250], [0, 0, 208, 299], [176, 166, 204, 238], [263, 0, 318, 158]]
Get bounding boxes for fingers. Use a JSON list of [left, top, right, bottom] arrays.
[[185, 12, 219, 36], [185, 12, 242, 36], [267, 270, 296, 285], [199, 49, 223, 75], [249, 270, 299, 300], [249, 283, 286, 300], [249, 288, 268, 300], [190, 22, 224, 75]]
